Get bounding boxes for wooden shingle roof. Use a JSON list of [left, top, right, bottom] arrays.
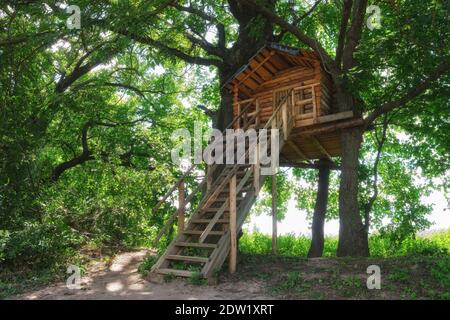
[[223, 43, 319, 97]]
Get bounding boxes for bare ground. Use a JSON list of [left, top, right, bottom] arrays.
[[9, 251, 449, 300], [11, 250, 272, 300]]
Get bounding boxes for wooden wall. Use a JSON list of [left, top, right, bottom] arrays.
[[232, 63, 334, 128]]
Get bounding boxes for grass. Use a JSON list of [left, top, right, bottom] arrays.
[[137, 254, 158, 276], [239, 229, 450, 258], [189, 271, 206, 285], [222, 253, 450, 300], [230, 230, 450, 299]]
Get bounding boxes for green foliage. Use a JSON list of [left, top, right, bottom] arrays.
[[387, 268, 410, 283], [239, 232, 337, 257], [1, 220, 84, 268], [431, 258, 450, 287], [251, 171, 294, 221], [163, 272, 176, 283], [240, 229, 450, 258], [188, 271, 206, 286], [138, 255, 158, 277], [278, 271, 302, 290]]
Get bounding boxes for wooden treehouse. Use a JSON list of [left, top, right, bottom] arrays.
[[150, 43, 360, 281]]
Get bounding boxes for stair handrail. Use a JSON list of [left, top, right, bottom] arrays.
[[152, 99, 256, 245], [152, 100, 255, 215], [197, 89, 295, 243]]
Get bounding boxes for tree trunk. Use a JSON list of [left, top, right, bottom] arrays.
[[333, 81, 369, 257], [337, 127, 369, 256], [307, 160, 331, 258]]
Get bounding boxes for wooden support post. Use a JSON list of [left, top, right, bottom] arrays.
[[178, 180, 185, 233], [311, 136, 333, 162], [229, 174, 237, 273], [234, 85, 239, 129], [282, 101, 288, 140], [254, 142, 260, 192], [255, 98, 260, 129], [312, 85, 318, 123], [272, 174, 278, 255], [206, 165, 213, 193]]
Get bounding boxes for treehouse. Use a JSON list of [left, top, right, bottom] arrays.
[[150, 43, 362, 281], [224, 42, 356, 163]]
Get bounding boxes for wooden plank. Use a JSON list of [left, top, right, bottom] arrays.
[[312, 85, 318, 123], [199, 201, 229, 243], [190, 219, 229, 224], [255, 98, 260, 129], [254, 143, 260, 192], [229, 174, 237, 274], [178, 180, 185, 233], [175, 242, 218, 249], [311, 136, 332, 161], [166, 255, 209, 263], [282, 101, 288, 140], [156, 268, 194, 278], [295, 111, 354, 127], [183, 230, 225, 236], [234, 51, 275, 88], [287, 140, 308, 161]]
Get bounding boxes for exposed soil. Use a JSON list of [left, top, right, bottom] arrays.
[[9, 251, 449, 300], [11, 250, 271, 300]]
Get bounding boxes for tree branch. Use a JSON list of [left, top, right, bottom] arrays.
[[117, 30, 223, 67], [363, 114, 388, 232], [275, 0, 323, 42], [51, 118, 151, 181], [237, 0, 339, 74], [335, 0, 353, 66], [342, 0, 368, 71], [364, 59, 450, 126]]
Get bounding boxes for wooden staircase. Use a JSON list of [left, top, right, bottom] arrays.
[[150, 88, 299, 280]]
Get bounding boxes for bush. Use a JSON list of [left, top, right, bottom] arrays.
[[431, 258, 450, 287], [138, 255, 159, 276], [1, 220, 84, 268]]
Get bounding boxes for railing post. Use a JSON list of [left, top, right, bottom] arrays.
[[229, 174, 237, 274], [282, 101, 288, 140], [255, 98, 260, 129], [178, 180, 185, 233], [312, 85, 318, 123], [206, 165, 212, 193], [254, 142, 260, 192]]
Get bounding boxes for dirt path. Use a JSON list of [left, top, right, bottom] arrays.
[[13, 250, 273, 300]]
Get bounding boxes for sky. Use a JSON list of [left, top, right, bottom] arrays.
[[244, 188, 449, 237]]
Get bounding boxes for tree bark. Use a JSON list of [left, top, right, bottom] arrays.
[[334, 84, 369, 257], [337, 127, 369, 256], [307, 160, 331, 258]]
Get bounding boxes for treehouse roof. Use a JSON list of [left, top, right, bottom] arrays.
[[223, 42, 319, 97]]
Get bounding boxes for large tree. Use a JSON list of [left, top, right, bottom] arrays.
[[237, 0, 449, 256]]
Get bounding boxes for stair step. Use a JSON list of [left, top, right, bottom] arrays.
[[191, 219, 228, 224], [215, 196, 244, 202], [200, 207, 229, 213], [183, 230, 225, 236], [223, 186, 252, 192], [221, 170, 248, 176], [166, 255, 209, 263], [156, 268, 194, 278], [175, 242, 218, 248]]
